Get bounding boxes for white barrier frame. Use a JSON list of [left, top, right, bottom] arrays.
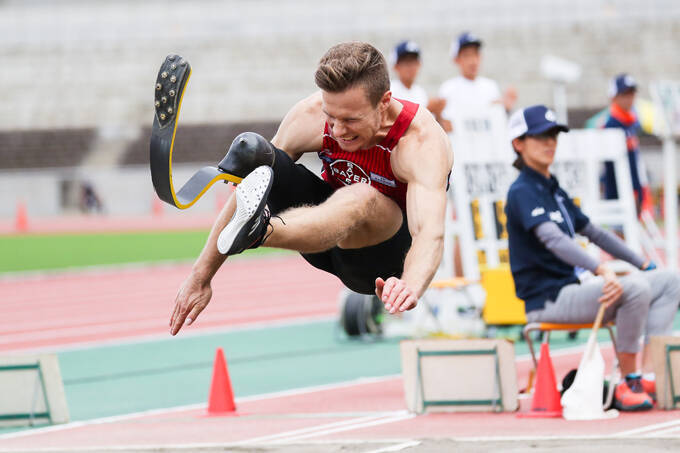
[[442, 107, 640, 281]]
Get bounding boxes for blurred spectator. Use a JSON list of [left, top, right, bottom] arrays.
[[389, 40, 446, 117], [435, 32, 516, 132], [80, 181, 104, 214], [389, 40, 428, 106], [601, 74, 654, 216]]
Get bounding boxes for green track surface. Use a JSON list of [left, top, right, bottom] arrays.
[[0, 231, 289, 273]]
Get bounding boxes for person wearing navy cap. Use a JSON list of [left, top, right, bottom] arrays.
[[436, 32, 516, 132], [389, 40, 429, 107], [505, 105, 680, 412], [602, 73, 653, 216]]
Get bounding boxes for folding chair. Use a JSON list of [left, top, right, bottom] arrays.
[[523, 320, 619, 407], [523, 321, 618, 370]]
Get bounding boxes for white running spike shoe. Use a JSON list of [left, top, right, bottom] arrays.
[[217, 165, 274, 255]]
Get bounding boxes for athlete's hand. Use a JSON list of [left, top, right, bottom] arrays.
[[595, 264, 623, 308], [375, 277, 418, 314], [170, 274, 213, 335]]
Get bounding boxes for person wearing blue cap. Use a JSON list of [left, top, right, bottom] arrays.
[[389, 40, 429, 107], [505, 105, 680, 411], [436, 32, 516, 132], [602, 73, 653, 216]]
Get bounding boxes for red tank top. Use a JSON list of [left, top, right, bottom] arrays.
[[318, 99, 418, 211]]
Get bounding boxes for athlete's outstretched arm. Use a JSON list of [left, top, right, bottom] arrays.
[[169, 196, 234, 335], [376, 116, 452, 313]]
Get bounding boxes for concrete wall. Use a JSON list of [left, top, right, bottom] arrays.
[[2, 0, 679, 131]]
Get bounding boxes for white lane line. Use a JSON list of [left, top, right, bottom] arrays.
[[0, 439, 417, 452], [0, 312, 334, 346], [363, 440, 422, 453], [272, 412, 415, 444], [642, 425, 680, 437], [4, 314, 336, 355], [0, 375, 400, 440], [613, 418, 680, 436], [0, 403, 205, 441], [234, 414, 389, 445]]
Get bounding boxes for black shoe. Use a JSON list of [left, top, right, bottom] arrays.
[[217, 166, 274, 255], [218, 132, 276, 179]]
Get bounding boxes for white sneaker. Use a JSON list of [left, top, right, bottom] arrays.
[[217, 165, 274, 255]]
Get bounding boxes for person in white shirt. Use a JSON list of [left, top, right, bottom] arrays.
[[436, 32, 517, 132], [389, 40, 429, 106]]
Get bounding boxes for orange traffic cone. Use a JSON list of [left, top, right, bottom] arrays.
[[518, 342, 562, 418], [15, 201, 28, 233], [152, 196, 163, 217], [207, 347, 236, 415]]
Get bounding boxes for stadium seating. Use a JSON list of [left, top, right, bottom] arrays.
[[0, 128, 95, 169], [122, 122, 278, 166]]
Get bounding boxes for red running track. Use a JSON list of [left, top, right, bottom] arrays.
[[2, 351, 680, 450], [0, 255, 343, 353], [0, 213, 217, 235]]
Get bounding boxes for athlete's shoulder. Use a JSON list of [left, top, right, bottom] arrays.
[[272, 92, 325, 156], [408, 102, 447, 139], [395, 102, 452, 178], [294, 91, 324, 117]]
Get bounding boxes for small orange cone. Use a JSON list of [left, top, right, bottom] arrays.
[[207, 347, 236, 415], [152, 196, 163, 217], [15, 201, 28, 233], [518, 342, 562, 418]]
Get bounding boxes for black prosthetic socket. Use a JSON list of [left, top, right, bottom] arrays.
[[218, 132, 277, 178]]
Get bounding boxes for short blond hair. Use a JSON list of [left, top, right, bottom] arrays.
[[315, 42, 390, 106]]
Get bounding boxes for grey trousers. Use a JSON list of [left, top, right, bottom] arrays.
[[526, 270, 680, 353]]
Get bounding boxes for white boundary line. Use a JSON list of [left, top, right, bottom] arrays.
[[233, 414, 392, 445], [6, 434, 680, 453], [0, 251, 294, 282], [272, 413, 415, 444], [0, 375, 400, 441], [5, 314, 337, 356], [0, 439, 419, 453], [642, 425, 680, 437], [613, 418, 680, 436], [363, 440, 422, 453]]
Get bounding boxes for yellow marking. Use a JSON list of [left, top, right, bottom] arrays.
[[494, 200, 508, 239], [480, 266, 527, 325], [477, 249, 487, 266], [573, 197, 581, 207], [429, 277, 470, 289], [498, 248, 509, 264], [165, 68, 243, 209], [471, 199, 484, 240]]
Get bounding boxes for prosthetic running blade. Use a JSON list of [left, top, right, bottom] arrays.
[[149, 54, 243, 209]]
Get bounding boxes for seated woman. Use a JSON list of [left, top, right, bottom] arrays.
[[505, 105, 680, 411]]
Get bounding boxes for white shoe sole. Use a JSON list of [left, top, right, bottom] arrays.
[[217, 166, 272, 255]]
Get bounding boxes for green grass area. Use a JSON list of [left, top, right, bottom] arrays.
[[0, 230, 290, 273]]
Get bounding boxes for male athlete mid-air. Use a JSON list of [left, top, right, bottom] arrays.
[[170, 42, 453, 335]]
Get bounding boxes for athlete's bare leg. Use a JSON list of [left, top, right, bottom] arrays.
[[171, 182, 402, 336], [263, 183, 404, 253]]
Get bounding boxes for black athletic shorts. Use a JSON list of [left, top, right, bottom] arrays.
[[267, 148, 412, 295]]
